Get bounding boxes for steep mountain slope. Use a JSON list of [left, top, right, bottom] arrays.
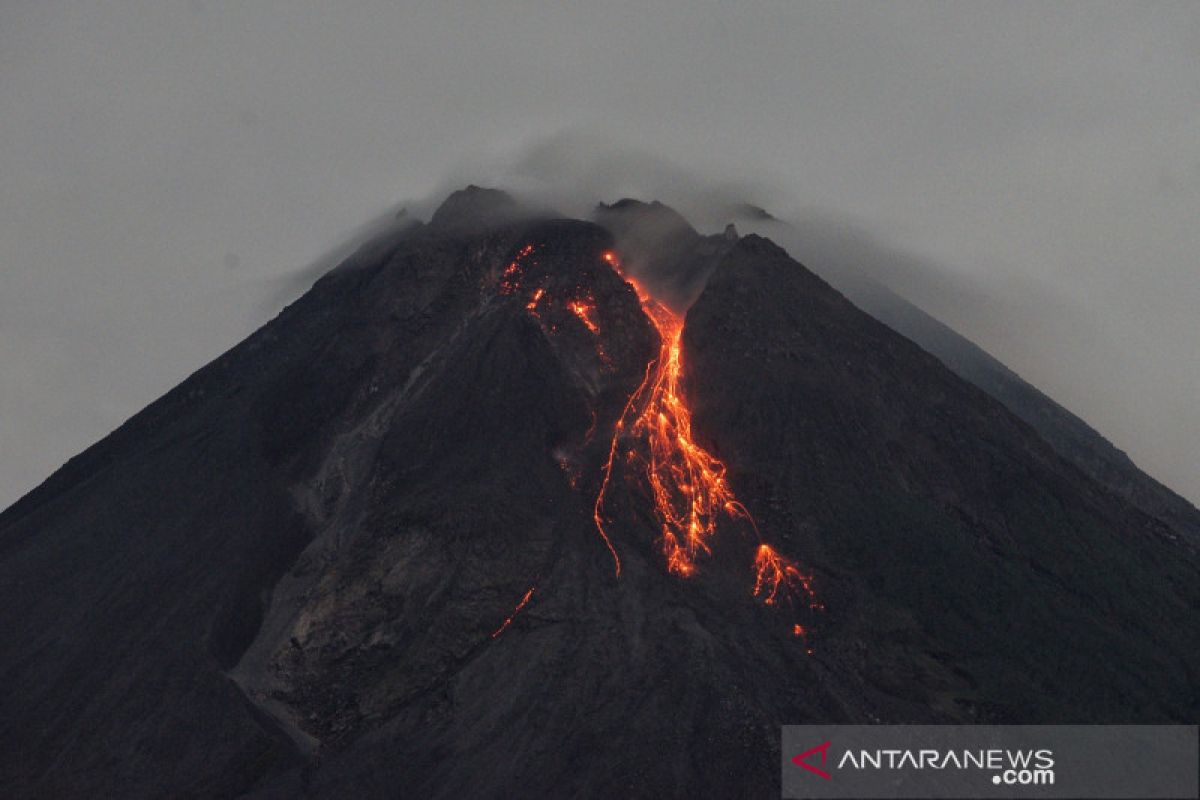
[[733, 209, 1200, 544], [1, 188, 1196, 799], [684, 235, 1198, 722], [844, 278, 1200, 545]]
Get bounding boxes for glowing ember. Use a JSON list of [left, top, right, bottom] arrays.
[[753, 544, 817, 607], [491, 586, 536, 638], [584, 409, 598, 444], [568, 297, 601, 336], [565, 292, 614, 368], [526, 287, 545, 311], [500, 243, 536, 294]]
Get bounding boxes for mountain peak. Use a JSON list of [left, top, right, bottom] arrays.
[[1, 184, 1197, 798], [594, 197, 698, 240], [730, 202, 777, 221], [429, 184, 522, 232]]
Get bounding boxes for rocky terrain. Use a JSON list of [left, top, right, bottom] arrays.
[[1, 187, 1196, 798]]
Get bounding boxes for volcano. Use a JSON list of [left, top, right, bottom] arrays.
[[1, 187, 1197, 798]]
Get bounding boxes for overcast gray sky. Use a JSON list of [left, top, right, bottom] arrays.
[[2, 1, 1198, 508]]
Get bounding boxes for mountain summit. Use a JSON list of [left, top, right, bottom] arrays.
[[2, 188, 1196, 798]]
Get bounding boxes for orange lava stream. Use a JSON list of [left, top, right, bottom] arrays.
[[623, 292, 757, 576], [567, 294, 612, 368], [593, 359, 654, 577], [753, 543, 820, 613], [500, 243, 536, 295], [568, 298, 601, 335], [593, 252, 755, 576], [498, 245, 820, 642], [594, 251, 820, 638], [491, 586, 536, 638]]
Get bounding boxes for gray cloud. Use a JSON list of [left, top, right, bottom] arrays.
[[1, 1, 1197, 506]]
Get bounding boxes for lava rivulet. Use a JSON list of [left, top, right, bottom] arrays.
[[594, 252, 752, 577], [499, 243, 536, 295], [593, 359, 654, 577], [497, 244, 819, 638], [491, 586, 536, 638], [617, 286, 751, 577], [568, 297, 601, 335], [753, 544, 820, 612], [593, 251, 820, 635]]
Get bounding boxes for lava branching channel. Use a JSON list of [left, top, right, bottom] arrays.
[[497, 243, 820, 642], [598, 254, 820, 632]]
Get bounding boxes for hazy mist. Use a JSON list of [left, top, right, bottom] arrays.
[[1, 2, 1197, 506]]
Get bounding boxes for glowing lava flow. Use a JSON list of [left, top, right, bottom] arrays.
[[753, 543, 820, 611], [594, 251, 819, 632], [568, 298, 601, 335], [628, 295, 752, 576], [594, 257, 754, 576], [500, 243, 536, 295], [592, 359, 654, 577], [496, 244, 819, 639], [491, 586, 536, 638]]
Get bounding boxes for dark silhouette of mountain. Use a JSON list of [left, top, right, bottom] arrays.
[[845, 279, 1200, 545], [727, 208, 1200, 546], [1, 188, 1196, 798]]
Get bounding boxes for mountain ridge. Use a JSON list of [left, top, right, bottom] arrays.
[[1, 188, 1196, 798], [725, 208, 1200, 543]]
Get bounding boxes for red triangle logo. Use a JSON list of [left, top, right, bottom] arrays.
[[792, 740, 833, 780]]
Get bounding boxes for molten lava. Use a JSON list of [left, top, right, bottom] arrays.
[[500, 243, 536, 295], [594, 250, 820, 636], [491, 586, 536, 638], [753, 544, 819, 610], [495, 244, 820, 642], [594, 252, 755, 576], [568, 297, 601, 336], [592, 359, 654, 577], [625, 293, 753, 576]]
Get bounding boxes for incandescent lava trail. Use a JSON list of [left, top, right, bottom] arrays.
[[499, 243, 818, 636], [593, 251, 819, 628], [609, 281, 751, 577], [491, 586, 536, 638]]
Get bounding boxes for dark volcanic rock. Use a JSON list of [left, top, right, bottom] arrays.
[[593, 198, 732, 312], [728, 207, 1200, 546], [684, 235, 1199, 722], [850, 280, 1200, 546], [0, 190, 1197, 799], [428, 184, 524, 233]]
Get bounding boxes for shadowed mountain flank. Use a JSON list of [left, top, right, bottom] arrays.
[[1, 189, 1196, 799]]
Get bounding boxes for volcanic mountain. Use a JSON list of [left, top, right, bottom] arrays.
[[726, 208, 1200, 546], [1, 187, 1196, 798]]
